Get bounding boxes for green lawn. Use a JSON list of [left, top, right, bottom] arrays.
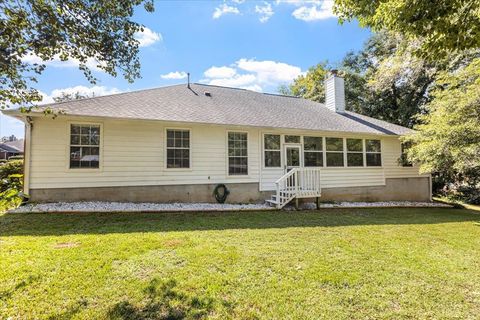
[[1, 208, 479, 319]]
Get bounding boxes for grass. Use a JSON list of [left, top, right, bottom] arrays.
[[1, 208, 480, 319]]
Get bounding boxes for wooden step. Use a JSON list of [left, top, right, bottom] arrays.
[[265, 199, 279, 207]]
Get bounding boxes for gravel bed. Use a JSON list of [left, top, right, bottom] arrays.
[[10, 201, 275, 213], [285, 201, 452, 210], [9, 200, 451, 213]]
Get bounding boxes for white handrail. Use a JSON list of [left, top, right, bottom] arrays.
[[274, 167, 322, 208]]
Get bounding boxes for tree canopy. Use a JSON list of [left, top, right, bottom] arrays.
[[404, 58, 480, 184], [279, 31, 437, 128], [0, 0, 154, 110], [334, 0, 480, 59]]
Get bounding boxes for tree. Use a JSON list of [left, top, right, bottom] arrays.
[[403, 58, 480, 202], [279, 31, 436, 127], [0, 0, 154, 110], [53, 91, 94, 103], [334, 0, 480, 59]]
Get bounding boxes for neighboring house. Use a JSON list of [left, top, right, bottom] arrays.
[[0, 139, 24, 160], [3, 73, 431, 207]]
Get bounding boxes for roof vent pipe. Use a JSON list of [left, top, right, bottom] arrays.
[[325, 70, 345, 113], [187, 72, 190, 89]]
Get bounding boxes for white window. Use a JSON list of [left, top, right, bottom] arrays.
[[264, 134, 281, 168], [228, 132, 248, 175], [166, 129, 190, 168], [304, 136, 323, 167], [326, 137, 344, 167], [346, 138, 364, 167], [69, 124, 100, 169], [284, 135, 301, 143], [366, 139, 382, 166]]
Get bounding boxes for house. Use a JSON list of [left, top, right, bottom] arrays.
[[0, 139, 24, 160], [2, 72, 431, 208]]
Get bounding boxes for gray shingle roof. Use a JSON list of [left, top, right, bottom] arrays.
[[0, 139, 24, 153], [4, 83, 411, 136]]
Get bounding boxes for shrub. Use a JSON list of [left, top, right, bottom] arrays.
[[8, 155, 24, 160], [0, 160, 24, 212], [0, 159, 23, 182]]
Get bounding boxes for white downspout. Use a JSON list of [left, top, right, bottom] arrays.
[[23, 116, 33, 197]]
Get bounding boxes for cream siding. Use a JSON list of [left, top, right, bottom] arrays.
[[29, 117, 260, 189], [28, 116, 426, 191]]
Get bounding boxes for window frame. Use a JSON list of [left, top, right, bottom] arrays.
[[325, 137, 345, 167], [303, 136, 324, 167], [346, 138, 365, 167], [365, 139, 382, 167], [164, 127, 192, 171], [226, 130, 249, 177], [66, 122, 103, 172], [262, 133, 282, 169]]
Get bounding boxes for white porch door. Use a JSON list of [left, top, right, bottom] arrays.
[[284, 145, 301, 173]]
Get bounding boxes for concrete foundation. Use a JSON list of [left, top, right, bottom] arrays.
[[29, 183, 273, 204], [314, 177, 431, 202], [29, 177, 431, 204]]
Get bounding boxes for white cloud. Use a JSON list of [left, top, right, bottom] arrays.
[[231, 0, 245, 3], [39, 85, 121, 104], [291, 0, 336, 21], [236, 58, 303, 84], [161, 71, 188, 80], [255, 2, 274, 23], [135, 27, 162, 47], [201, 58, 303, 92], [204, 66, 237, 79], [275, 0, 320, 5], [212, 4, 240, 19]]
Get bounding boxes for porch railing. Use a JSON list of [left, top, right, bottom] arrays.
[[274, 167, 322, 209]]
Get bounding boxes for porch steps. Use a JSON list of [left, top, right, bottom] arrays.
[[266, 168, 322, 209]]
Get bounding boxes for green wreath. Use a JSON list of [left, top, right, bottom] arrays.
[[213, 184, 230, 203]]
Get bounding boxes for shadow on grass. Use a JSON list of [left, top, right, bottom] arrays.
[[107, 278, 216, 320], [0, 207, 479, 237]]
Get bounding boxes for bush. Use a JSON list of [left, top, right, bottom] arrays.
[[0, 174, 24, 211], [8, 155, 24, 160], [0, 159, 23, 182], [0, 160, 24, 212]]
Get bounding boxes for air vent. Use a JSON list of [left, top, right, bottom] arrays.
[[204, 91, 211, 97]]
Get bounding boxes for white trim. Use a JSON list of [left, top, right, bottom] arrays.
[[164, 127, 192, 171], [23, 119, 32, 195], [8, 112, 396, 138], [65, 121, 103, 172], [226, 130, 249, 177]]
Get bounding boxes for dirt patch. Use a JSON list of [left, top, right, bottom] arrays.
[[163, 239, 184, 248], [54, 242, 80, 249]]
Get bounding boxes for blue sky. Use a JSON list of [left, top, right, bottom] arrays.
[[0, 0, 370, 138]]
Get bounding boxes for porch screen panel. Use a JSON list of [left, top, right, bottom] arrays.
[[326, 137, 344, 167], [366, 139, 382, 166], [347, 138, 364, 167], [304, 136, 323, 167], [228, 132, 248, 175], [264, 134, 281, 167]]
